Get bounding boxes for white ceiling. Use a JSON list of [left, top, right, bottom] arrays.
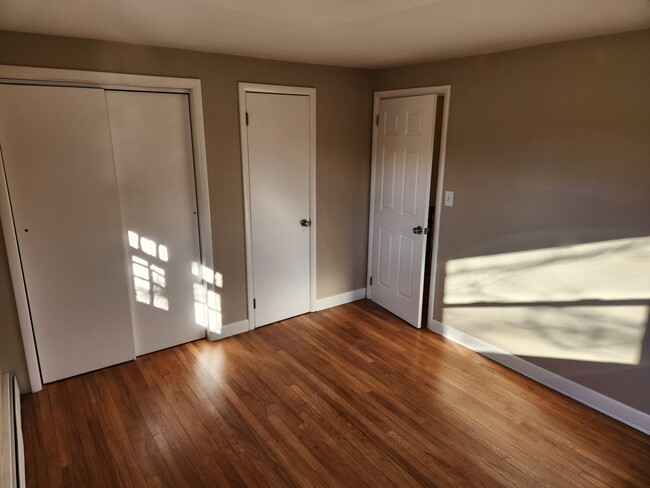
[[1, 0, 649, 68]]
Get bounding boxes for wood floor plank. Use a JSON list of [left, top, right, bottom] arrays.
[[233, 330, 396, 486], [21, 299, 650, 487]]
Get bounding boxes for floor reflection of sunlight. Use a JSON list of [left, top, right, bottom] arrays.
[[443, 237, 650, 364]]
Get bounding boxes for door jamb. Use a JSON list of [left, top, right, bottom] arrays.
[[0, 65, 214, 392], [238, 83, 317, 329], [366, 85, 451, 329]]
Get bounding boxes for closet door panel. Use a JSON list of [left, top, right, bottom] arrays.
[[0, 85, 135, 383], [106, 91, 204, 355]]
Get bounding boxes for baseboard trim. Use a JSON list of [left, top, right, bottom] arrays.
[[207, 319, 250, 341], [315, 288, 367, 311], [428, 319, 650, 434], [206, 288, 368, 341]]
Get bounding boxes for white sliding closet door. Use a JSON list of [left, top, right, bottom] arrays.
[[0, 85, 135, 383], [106, 91, 204, 356]]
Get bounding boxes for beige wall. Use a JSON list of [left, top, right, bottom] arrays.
[[374, 29, 650, 413], [0, 31, 373, 391], [1, 28, 648, 417]]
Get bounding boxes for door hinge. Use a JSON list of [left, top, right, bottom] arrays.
[[245, 112, 249, 125], [253, 298, 256, 309], [369, 276, 373, 286], [375, 114, 379, 126]]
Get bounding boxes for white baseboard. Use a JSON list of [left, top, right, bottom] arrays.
[[428, 319, 650, 435], [207, 319, 250, 341], [206, 288, 367, 342], [315, 288, 367, 311]]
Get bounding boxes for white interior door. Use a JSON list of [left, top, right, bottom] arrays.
[[370, 94, 437, 328], [245, 92, 311, 327], [0, 85, 135, 382], [106, 91, 204, 356]]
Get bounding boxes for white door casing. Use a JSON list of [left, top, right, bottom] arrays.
[[0, 84, 136, 382], [369, 94, 437, 328], [239, 83, 317, 329], [244, 91, 312, 327], [106, 91, 204, 356]]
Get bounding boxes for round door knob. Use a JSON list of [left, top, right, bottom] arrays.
[[412, 226, 423, 235], [300, 219, 312, 227]]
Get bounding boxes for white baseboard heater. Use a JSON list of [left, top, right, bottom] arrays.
[[1, 373, 24, 488]]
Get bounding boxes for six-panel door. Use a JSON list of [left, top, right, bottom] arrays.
[[370, 94, 438, 327]]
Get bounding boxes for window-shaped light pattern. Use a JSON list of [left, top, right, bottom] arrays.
[[443, 237, 650, 365], [192, 262, 224, 334], [127, 231, 169, 311]]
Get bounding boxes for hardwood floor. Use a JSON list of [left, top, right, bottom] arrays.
[[22, 299, 650, 487]]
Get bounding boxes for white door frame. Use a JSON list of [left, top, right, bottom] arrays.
[[367, 85, 451, 328], [238, 83, 317, 328], [0, 65, 214, 393]]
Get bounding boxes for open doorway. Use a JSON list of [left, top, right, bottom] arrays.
[[422, 97, 445, 321]]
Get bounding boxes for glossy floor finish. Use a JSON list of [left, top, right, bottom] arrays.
[[21, 300, 650, 487]]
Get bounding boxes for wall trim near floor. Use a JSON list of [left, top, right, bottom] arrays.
[[315, 288, 367, 311], [208, 289, 366, 341], [429, 319, 650, 435], [208, 319, 250, 341]]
